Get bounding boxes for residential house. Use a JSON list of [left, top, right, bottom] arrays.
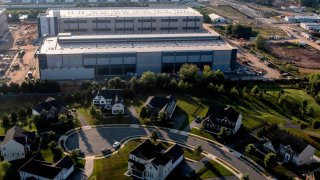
[[32, 97, 69, 119], [143, 95, 177, 119], [127, 139, 184, 180], [263, 131, 315, 166], [93, 89, 124, 115], [19, 155, 75, 180], [202, 105, 242, 134], [0, 126, 36, 161]]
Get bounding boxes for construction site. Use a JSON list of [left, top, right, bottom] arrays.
[[0, 22, 39, 84]]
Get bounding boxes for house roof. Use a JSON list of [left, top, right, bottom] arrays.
[[96, 89, 123, 102], [55, 155, 74, 169], [19, 159, 63, 179], [151, 153, 172, 166], [270, 131, 311, 154], [0, 126, 35, 146], [164, 144, 184, 163], [130, 139, 164, 160], [144, 95, 176, 113], [33, 97, 67, 114], [203, 105, 240, 128]]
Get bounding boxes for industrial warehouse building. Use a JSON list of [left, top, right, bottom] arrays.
[[37, 7, 203, 37], [0, 9, 8, 35], [37, 33, 237, 80], [4, 0, 191, 4]]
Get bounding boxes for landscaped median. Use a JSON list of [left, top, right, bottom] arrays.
[[59, 124, 270, 179]]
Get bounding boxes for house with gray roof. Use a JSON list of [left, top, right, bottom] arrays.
[[127, 139, 184, 180], [0, 126, 36, 161], [143, 95, 177, 120], [19, 155, 75, 180], [263, 131, 315, 166], [32, 97, 69, 119], [202, 105, 242, 134]]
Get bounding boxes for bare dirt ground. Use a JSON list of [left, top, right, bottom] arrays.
[[268, 42, 320, 70], [3, 22, 39, 84]]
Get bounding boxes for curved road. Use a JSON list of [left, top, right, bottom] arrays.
[[65, 126, 266, 180]]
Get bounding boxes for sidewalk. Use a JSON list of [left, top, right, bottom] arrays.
[[84, 156, 95, 178]]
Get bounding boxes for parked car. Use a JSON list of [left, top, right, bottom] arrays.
[[113, 141, 121, 149], [101, 148, 112, 154]]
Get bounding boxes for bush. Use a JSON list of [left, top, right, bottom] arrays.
[[194, 145, 203, 156], [299, 123, 307, 129], [139, 106, 147, 119], [312, 120, 320, 129], [264, 153, 277, 168], [230, 87, 240, 97], [245, 144, 256, 155]]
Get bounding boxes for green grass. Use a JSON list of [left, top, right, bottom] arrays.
[[176, 97, 208, 130], [197, 160, 234, 179], [254, 26, 287, 38], [41, 148, 54, 163], [77, 108, 130, 125], [90, 140, 141, 180], [160, 141, 204, 161], [191, 128, 218, 142]]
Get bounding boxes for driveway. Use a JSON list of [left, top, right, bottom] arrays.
[[64, 126, 267, 180]]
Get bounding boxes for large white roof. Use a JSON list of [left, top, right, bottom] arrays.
[[45, 7, 202, 18], [39, 33, 235, 55]]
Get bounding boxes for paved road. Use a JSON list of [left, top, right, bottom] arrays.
[[65, 126, 266, 180]]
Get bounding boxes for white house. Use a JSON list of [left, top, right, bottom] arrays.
[[202, 105, 242, 134], [208, 13, 226, 23], [93, 89, 124, 115], [263, 131, 315, 166], [0, 126, 36, 161], [127, 139, 184, 180], [143, 95, 177, 119], [19, 155, 75, 180]]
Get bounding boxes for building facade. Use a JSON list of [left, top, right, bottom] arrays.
[[93, 89, 124, 115], [285, 15, 320, 23], [37, 33, 237, 80], [4, 0, 192, 4], [300, 23, 320, 32], [38, 7, 203, 37], [0, 9, 8, 35]]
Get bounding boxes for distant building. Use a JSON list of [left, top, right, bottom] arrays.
[[0, 9, 8, 35], [284, 15, 320, 23], [37, 33, 237, 80], [37, 7, 203, 37], [19, 155, 75, 180], [263, 131, 315, 166], [301, 32, 314, 40], [127, 139, 184, 180], [208, 13, 226, 23], [32, 97, 69, 119], [93, 89, 124, 115], [300, 23, 320, 32], [4, 0, 193, 4], [202, 105, 242, 134], [143, 95, 177, 119], [0, 126, 36, 162]]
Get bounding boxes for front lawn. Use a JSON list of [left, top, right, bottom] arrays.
[[191, 128, 218, 142], [90, 140, 141, 180], [77, 108, 131, 125], [197, 160, 234, 179], [40, 148, 54, 163], [160, 141, 204, 161]]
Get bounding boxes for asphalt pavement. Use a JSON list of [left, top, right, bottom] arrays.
[[64, 126, 267, 180]]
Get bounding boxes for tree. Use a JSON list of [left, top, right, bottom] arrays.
[[241, 173, 250, 180], [312, 120, 320, 129], [150, 131, 159, 142], [178, 64, 199, 83], [245, 144, 256, 155], [194, 145, 203, 156], [140, 71, 156, 89], [264, 153, 277, 168], [230, 87, 239, 97], [10, 112, 18, 123], [70, 150, 80, 167], [48, 141, 58, 152], [90, 105, 97, 117], [243, 87, 249, 94], [255, 35, 266, 50], [1, 114, 10, 128], [218, 127, 229, 140], [251, 85, 260, 95], [48, 141, 63, 162], [95, 109, 102, 120], [157, 111, 168, 122], [0, 161, 13, 180], [139, 106, 147, 119], [18, 108, 27, 122]]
